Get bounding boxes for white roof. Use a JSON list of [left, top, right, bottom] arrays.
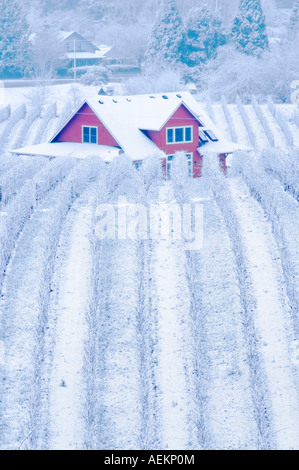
[[197, 141, 252, 154], [97, 45, 113, 56], [58, 31, 75, 41], [10, 142, 121, 162], [66, 52, 102, 60], [85, 91, 202, 132], [81, 91, 241, 157], [13, 92, 251, 161]]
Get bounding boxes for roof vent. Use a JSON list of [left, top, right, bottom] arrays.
[[162, 95, 168, 99], [112, 99, 118, 103], [176, 94, 182, 98], [149, 95, 156, 99], [126, 98, 132, 102], [99, 100, 104, 104]]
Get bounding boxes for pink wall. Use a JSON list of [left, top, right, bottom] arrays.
[[147, 104, 203, 177], [52, 101, 226, 178], [52, 103, 120, 147]]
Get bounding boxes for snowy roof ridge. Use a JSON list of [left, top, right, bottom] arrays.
[[58, 30, 76, 41], [48, 91, 249, 160]]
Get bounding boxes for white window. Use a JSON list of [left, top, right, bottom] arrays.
[[82, 126, 98, 144], [166, 153, 193, 179], [186, 153, 193, 176], [166, 126, 193, 144], [166, 155, 174, 180]]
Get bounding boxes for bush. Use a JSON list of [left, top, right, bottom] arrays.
[[0, 105, 11, 123], [107, 64, 141, 73], [79, 66, 110, 86], [252, 96, 274, 147], [236, 95, 257, 149], [126, 68, 185, 95]]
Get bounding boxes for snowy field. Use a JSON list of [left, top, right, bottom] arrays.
[[0, 85, 298, 450]]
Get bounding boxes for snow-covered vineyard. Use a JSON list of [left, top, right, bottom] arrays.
[[0, 91, 298, 450]]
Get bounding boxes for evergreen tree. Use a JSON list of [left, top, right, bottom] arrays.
[[145, 0, 186, 68], [185, 5, 226, 67], [0, 0, 31, 76], [79, 0, 106, 20], [288, 0, 299, 40], [231, 0, 268, 57]]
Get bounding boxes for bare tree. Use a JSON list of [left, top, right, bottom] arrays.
[[27, 27, 66, 80]]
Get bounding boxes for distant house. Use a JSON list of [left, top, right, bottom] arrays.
[[274, 0, 294, 7], [100, 46, 141, 77], [58, 31, 111, 71], [101, 45, 140, 67], [12, 92, 250, 178], [98, 82, 127, 96]]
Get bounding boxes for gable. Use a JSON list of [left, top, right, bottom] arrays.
[[144, 104, 201, 154], [51, 103, 120, 148], [163, 103, 204, 129], [61, 32, 99, 53]]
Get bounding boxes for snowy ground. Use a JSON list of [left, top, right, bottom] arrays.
[[0, 85, 298, 450]]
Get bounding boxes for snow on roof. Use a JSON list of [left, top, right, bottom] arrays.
[[10, 142, 122, 162], [58, 31, 100, 51], [97, 45, 113, 56], [15, 92, 250, 162], [197, 141, 252, 155], [82, 91, 238, 157], [66, 52, 102, 60], [58, 31, 75, 41], [85, 91, 219, 131]]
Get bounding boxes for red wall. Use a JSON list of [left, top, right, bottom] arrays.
[[52, 101, 227, 178], [52, 103, 120, 147], [147, 104, 203, 178]]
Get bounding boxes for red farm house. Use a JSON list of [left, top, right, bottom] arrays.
[[12, 91, 248, 177]]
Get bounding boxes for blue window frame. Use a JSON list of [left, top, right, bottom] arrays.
[[82, 126, 98, 144], [185, 127, 192, 142], [175, 128, 184, 142], [167, 128, 174, 143]]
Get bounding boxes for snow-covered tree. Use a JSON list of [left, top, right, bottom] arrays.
[[27, 27, 65, 79], [231, 0, 269, 57], [126, 67, 184, 94], [0, 0, 31, 76], [200, 41, 299, 102], [145, 0, 187, 68], [78, 0, 106, 20], [287, 0, 299, 40], [185, 5, 227, 67]]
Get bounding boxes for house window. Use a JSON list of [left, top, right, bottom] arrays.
[[167, 128, 174, 143], [166, 126, 193, 144], [199, 130, 210, 144], [134, 161, 143, 170], [166, 155, 174, 180], [186, 153, 193, 176], [82, 126, 98, 144], [185, 127, 192, 142], [204, 130, 218, 142], [175, 128, 184, 142], [166, 153, 193, 179]]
